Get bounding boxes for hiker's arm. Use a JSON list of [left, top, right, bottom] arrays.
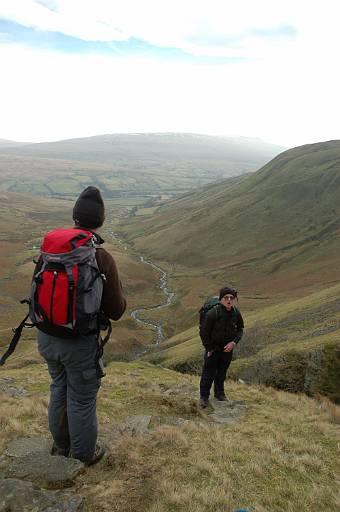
[[224, 311, 244, 351], [234, 312, 244, 344], [199, 310, 215, 351], [96, 249, 127, 320]]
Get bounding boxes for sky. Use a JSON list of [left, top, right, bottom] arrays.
[[0, 0, 339, 147]]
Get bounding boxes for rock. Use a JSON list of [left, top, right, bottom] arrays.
[[5, 453, 84, 489], [0, 478, 84, 511], [0, 454, 10, 470], [210, 414, 236, 425], [158, 383, 170, 392], [163, 389, 175, 396], [144, 382, 162, 392], [151, 415, 188, 428], [0, 376, 13, 383], [208, 398, 246, 425], [128, 370, 142, 377], [6, 437, 52, 458], [0, 378, 27, 397], [124, 415, 152, 435], [238, 379, 246, 385], [231, 399, 246, 406]]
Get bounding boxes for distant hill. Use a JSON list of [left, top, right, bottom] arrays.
[[0, 133, 285, 198], [0, 133, 285, 167], [0, 139, 30, 148]]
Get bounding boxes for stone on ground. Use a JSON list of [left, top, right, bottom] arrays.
[[124, 415, 152, 435], [0, 478, 84, 512], [5, 437, 52, 458], [5, 453, 84, 488]]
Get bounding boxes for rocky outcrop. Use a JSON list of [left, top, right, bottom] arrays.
[[0, 478, 84, 512], [0, 438, 85, 511], [233, 344, 340, 403]]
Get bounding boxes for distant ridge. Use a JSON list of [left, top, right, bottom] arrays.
[[0, 132, 286, 197], [0, 139, 30, 148], [0, 132, 285, 167]]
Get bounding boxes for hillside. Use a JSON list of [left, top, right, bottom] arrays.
[[0, 133, 284, 199], [118, 141, 340, 400], [123, 139, 340, 301], [145, 283, 340, 402]]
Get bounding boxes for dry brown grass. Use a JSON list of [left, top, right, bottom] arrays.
[[315, 393, 340, 424], [0, 360, 339, 512], [76, 364, 340, 512], [0, 393, 48, 451]]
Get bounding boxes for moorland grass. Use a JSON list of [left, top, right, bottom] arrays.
[[0, 360, 339, 512]]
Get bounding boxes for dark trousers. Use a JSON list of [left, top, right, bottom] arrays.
[[200, 349, 233, 398], [38, 330, 101, 463]]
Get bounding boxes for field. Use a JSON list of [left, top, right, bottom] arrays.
[[0, 133, 284, 200]]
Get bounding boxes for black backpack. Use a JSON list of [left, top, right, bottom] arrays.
[[199, 296, 239, 326]]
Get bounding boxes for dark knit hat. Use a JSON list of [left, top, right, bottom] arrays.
[[72, 186, 105, 229], [219, 285, 237, 300]]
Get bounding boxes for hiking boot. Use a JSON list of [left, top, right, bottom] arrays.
[[214, 394, 229, 401], [85, 443, 106, 466], [199, 397, 209, 408], [51, 442, 70, 457]]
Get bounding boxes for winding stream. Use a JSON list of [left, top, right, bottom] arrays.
[[111, 233, 175, 344]]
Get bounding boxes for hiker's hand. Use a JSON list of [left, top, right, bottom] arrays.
[[223, 342, 235, 352], [207, 351, 213, 357]]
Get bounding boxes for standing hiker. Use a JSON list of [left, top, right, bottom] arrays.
[[35, 186, 126, 465], [199, 285, 244, 408]]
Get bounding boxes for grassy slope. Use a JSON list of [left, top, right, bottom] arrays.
[[144, 284, 340, 401], [123, 140, 340, 269], [122, 140, 340, 318], [1, 357, 339, 512], [120, 141, 340, 399]]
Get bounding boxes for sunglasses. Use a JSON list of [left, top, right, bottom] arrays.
[[223, 295, 235, 301]]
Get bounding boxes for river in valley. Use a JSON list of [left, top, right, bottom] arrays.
[[111, 233, 175, 344]]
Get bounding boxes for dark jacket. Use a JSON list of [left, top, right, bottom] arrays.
[[200, 304, 244, 352], [33, 230, 126, 322]]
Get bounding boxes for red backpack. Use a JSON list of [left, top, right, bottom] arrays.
[[0, 228, 111, 366]]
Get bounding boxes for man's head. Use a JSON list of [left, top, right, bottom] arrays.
[[219, 285, 237, 310], [72, 186, 105, 230]]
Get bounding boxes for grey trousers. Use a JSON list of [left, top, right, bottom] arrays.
[[38, 330, 101, 463]]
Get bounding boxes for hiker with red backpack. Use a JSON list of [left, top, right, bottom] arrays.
[[32, 187, 126, 465], [199, 286, 244, 408]]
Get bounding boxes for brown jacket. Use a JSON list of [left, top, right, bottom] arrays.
[[95, 247, 126, 320]]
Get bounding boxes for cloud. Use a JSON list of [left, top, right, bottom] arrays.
[[1, 38, 340, 147], [0, 0, 301, 58], [0, 1, 340, 146]]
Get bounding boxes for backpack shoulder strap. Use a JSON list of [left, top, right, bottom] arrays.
[[213, 303, 222, 321], [0, 306, 34, 366]]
